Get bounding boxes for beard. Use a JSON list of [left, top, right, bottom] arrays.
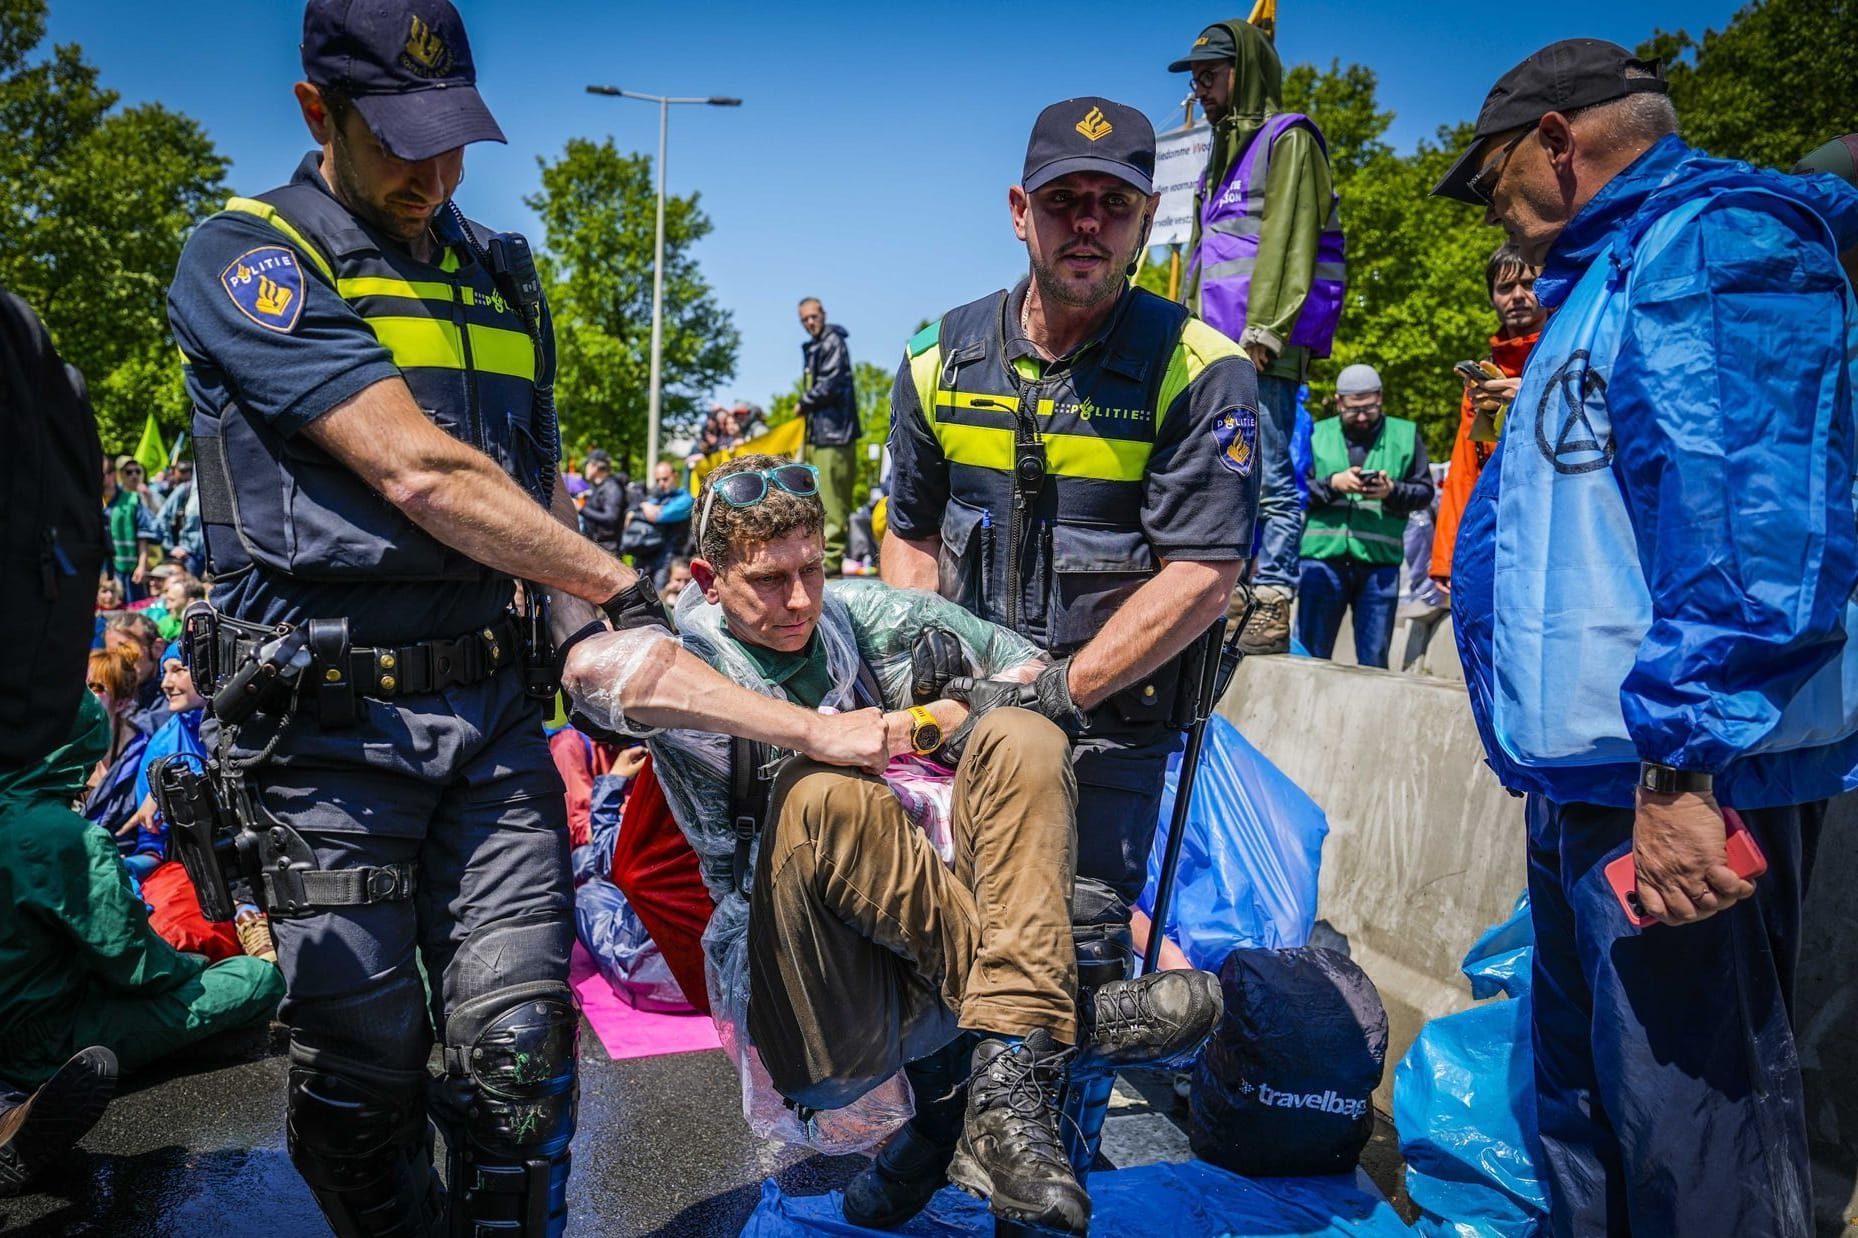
[[328, 139, 433, 245], [1029, 244, 1131, 311]]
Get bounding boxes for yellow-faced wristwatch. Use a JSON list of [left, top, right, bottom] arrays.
[[907, 705, 943, 756]]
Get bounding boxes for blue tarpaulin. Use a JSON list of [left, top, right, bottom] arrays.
[[1392, 895, 1547, 1237], [738, 1161, 1410, 1237], [1138, 714, 1329, 969]]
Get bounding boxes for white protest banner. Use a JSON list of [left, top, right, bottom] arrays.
[[1151, 123, 1211, 249]]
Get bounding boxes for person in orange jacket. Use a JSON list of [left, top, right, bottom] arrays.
[[1429, 244, 1546, 593]]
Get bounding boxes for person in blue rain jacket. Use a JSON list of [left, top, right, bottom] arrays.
[[1433, 39, 1858, 1238]]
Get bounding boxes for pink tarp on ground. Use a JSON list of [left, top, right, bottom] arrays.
[[571, 941, 722, 1061]]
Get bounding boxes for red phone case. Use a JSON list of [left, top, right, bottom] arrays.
[[1607, 808, 1765, 927]]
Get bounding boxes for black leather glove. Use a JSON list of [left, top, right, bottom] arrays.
[[1028, 659, 1085, 732], [936, 676, 1030, 767], [600, 575, 672, 633], [909, 627, 970, 706]]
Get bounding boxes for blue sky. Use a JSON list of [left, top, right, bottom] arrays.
[[50, 0, 1739, 414]]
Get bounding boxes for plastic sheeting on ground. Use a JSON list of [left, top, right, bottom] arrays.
[[573, 875, 693, 1013], [737, 1161, 1411, 1237], [1137, 713, 1328, 969], [1392, 894, 1547, 1238]]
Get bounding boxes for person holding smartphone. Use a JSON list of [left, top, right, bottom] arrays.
[[1296, 363, 1434, 667]]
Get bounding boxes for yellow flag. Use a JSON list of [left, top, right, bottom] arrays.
[[687, 416, 808, 496], [1247, 0, 1276, 39], [134, 414, 167, 475]]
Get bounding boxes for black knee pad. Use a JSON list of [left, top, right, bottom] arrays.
[[287, 1053, 442, 1238], [434, 980, 578, 1237]]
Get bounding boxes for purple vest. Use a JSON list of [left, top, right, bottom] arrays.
[[1194, 112, 1346, 357]]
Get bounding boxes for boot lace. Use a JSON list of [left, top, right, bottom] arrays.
[[954, 1041, 1080, 1165]]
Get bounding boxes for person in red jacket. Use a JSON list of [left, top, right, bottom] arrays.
[[1429, 244, 1546, 593]]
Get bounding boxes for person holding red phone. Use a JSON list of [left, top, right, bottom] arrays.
[[1434, 39, 1858, 1238]]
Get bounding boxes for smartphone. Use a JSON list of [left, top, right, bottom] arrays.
[[1454, 360, 1488, 383], [1606, 808, 1766, 927], [1359, 469, 1388, 486]]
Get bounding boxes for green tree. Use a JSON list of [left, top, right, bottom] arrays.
[[766, 360, 893, 508], [1643, 0, 1858, 170], [527, 137, 739, 475], [0, 0, 228, 449], [1279, 64, 1494, 455]]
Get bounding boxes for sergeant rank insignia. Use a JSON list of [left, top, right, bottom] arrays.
[[1075, 107, 1113, 142], [221, 247, 305, 333], [1212, 406, 1257, 477]]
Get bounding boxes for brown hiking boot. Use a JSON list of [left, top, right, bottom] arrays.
[[1233, 585, 1292, 655], [946, 1029, 1090, 1236]]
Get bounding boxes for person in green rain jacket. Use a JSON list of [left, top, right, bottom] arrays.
[[0, 693, 283, 1090]]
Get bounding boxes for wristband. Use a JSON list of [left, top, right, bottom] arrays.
[[1637, 761, 1713, 795], [599, 576, 671, 634]]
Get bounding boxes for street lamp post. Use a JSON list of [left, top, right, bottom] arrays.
[[586, 85, 741, 471]]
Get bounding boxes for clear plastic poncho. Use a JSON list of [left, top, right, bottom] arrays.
[[565, 577, 1042, 1152]]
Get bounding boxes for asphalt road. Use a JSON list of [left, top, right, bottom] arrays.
[[0, 1019, 1410, 1238]]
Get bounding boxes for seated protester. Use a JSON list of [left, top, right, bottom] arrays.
[[82, 645, 151, 832], [622, 461, 695, 590], [148, 570, 204, 643], [114, 644, 208, 881], [562, 455, 1222, 1235], [95, 576, 125, 615], [0, 694, 283, 1091], [102, 611, 165, 735], [659, 556, 693, 607]]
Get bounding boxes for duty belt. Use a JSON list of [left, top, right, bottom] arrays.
[[217, 615, 520, 712]]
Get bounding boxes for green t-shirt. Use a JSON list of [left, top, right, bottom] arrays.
[[727, 631, 834, 709]]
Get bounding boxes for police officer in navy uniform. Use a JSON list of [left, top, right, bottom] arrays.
[[861, 97, 1259, 1227], [165, 3, 665, 1234]]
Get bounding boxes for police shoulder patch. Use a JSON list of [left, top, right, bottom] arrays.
[[220, 246, 305, 333], [1212, 405, 1257, 477]]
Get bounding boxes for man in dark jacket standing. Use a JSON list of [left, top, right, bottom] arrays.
[[798, 298, 858, 574], [579, 448, 625, 556]]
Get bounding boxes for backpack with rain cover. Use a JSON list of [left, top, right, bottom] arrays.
[[1191, 945, 1389, 1176]]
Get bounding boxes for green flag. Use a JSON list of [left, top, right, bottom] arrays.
[[134, 414, 166, 475]]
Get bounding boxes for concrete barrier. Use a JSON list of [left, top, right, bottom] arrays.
[[1217, 652, 1858, 1232], [1216, 654, 1523, 1112]]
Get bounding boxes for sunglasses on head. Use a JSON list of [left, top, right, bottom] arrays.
[[698, 463, 819, 552]]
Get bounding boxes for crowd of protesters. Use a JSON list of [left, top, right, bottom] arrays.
[[6, 10, 1858, 1237]]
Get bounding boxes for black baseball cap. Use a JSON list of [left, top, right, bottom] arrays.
[[1432, 39, 1666, 204], [1168, 23, 1237, 73], [1023, 97, 1156, 195], [301, 0, 506, 161]]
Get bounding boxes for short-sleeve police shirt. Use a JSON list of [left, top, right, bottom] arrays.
[[887, 280, 1258, 562], [168, 153, 511, 644]]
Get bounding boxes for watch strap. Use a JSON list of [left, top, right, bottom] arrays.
[[907, 705, 941, 755], [1638, 761, 1713, 795]]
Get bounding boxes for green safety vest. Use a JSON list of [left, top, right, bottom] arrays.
[[1301, 415, 1415, 565]]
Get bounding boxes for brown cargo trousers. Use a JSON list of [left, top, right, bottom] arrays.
[[745, 707, 1079, 1111]]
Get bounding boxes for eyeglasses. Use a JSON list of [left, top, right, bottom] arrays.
[[697, 463, 820, 552], [1466, 122, 1540, 207], [1190, 65, 1224, 89]]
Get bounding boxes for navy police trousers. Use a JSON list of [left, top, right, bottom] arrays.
[[1526, 794, 1820, 1237]]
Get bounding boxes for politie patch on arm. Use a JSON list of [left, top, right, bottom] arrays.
[[220, 247, 305, 333], [1211, 406, 1257, 476]]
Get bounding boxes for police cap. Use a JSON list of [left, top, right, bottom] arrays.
[[301, 0, 507, 161], [1023, 97, 1156, 196]]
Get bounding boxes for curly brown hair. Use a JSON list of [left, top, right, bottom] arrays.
[[696, 453, 823, 571]]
